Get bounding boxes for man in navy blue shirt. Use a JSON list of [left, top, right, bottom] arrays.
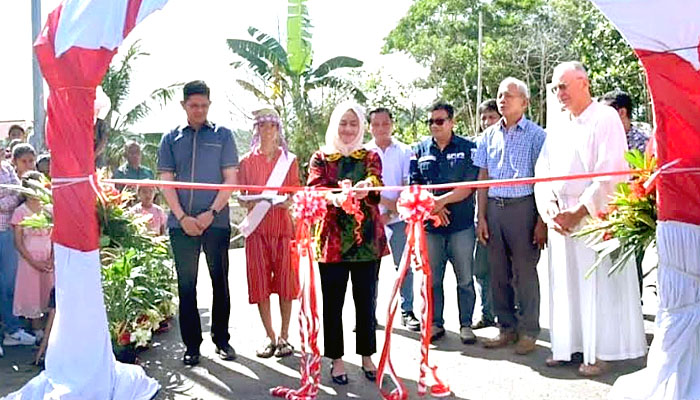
[[158, 81, 238, 366], [410, 102, 480, 344]]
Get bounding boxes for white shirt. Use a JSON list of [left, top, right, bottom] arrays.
[[365, 138, 413, 225]]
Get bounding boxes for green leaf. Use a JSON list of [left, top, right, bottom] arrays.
[[248, 27, 290, 67], [226, 38, 289, 79], [287, 0, 313, 75], [607, 245, 637, 275], [304, 76, 367, 102], [235, 79, 271, 103], [309, 56, 364, 78], [624, 149, 645, 169]]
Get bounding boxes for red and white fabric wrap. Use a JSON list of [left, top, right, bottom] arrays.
[[591, 1, 700, 399], [3, 1, 168, 399]]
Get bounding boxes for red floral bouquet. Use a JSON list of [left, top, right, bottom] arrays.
[[574, 150, 657, 278]]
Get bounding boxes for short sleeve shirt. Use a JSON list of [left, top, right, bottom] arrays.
[[157, 121, 239, 229], [472, 116, 546, 198], [410, 134, 479, 233]]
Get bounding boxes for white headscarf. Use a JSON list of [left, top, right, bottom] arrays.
[[321, 101, 366, 156]]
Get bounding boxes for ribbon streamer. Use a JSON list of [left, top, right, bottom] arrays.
[[339, 180, 365, 245], [270, 188, 326, 400], [376, 186, 450, 399]]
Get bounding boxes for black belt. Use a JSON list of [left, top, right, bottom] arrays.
[[488, 195, 534, 208]]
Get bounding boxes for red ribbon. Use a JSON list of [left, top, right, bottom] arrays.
[[339, 179, 365, 245], [104, 165, 659, 194], [376, 186, 450, 399], [271, 188, 326, 400]]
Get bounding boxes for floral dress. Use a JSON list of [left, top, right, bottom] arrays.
[[307, 149, 389, 263]]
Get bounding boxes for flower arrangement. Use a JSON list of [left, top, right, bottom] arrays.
[[574, 150, 657, 278], [95, 170, 177, 356], [2, 169, 177, 359]]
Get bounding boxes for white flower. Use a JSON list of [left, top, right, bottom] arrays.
[[131, 327, 152, 348]]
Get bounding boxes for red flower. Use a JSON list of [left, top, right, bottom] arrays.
[[630, 181, 646, 199], [117, 330, 131, 346], [603, 231, 613, 241], [596, 211, 608, 220]]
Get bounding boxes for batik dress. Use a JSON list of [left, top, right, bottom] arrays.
[[307, 149, 389, 263]]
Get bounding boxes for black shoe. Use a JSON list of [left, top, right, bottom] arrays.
[[330, 365, 348, 385], [401, 311, 421, 332], [361, 366, 377, 381], [215, 343, 237, 361], [430, 325, 446, 343], [183, 350, 200, 366], [471, 318, 496, 330]]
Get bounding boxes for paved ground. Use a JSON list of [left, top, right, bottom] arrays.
[[1, 248, 656, 399]]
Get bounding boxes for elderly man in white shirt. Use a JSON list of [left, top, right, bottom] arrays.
[[365, 107, 420, 331], [534, 62, 646, 376]]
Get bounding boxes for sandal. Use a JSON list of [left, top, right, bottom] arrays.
[[578, 361, 609, 377], [274, 338, 294, 358], [330, 364, 348, 385], [256, 339, 277, 359], [545, 356, 565, 367]]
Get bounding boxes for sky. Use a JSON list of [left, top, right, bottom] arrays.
[[0, 0, 430, 135]]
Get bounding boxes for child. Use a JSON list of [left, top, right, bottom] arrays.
[[36, 153, 51, 178], [11, 171, 54, 342], [131, 185, 166, 235], [12, 143, 37, 178]]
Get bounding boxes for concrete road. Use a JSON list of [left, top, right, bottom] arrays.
[[1, 248, 654, 399]]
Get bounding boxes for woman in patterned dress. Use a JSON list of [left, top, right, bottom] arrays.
[[307, 102, 388, 385]]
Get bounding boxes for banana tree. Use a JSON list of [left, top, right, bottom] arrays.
[[226, 0, 366, 168]]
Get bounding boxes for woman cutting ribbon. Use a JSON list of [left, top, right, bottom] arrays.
[[307, 102, 388, 385]]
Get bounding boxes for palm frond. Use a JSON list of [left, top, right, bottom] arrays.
[[148, 82, 183, 108], [121, 102, 151, 130]]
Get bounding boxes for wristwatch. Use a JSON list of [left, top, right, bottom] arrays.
[[208, 207, 220, 217]]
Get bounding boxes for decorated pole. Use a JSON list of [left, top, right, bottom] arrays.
[[376, 186, 450, 399], [270, 188, 326, 400]]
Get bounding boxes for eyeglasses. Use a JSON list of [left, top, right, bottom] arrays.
[[550, 77, 583, 94], [550, 82, 568, 94], [427, 118, 449, 126]]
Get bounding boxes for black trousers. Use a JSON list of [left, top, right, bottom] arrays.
[[319, 260, 379, 359], [486, 196, 541, 336], [170, 227, 231, 352]]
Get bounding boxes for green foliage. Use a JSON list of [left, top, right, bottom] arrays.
[[384, 0, 650, 130], [358, 70, 430, 145], [100, 40, 182, 173], [227, 0, 366, 180], [574, 150, 657, 277], [97, 172, 177, 348], [287, 0, 313, 74]]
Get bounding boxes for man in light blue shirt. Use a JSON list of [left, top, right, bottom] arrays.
[[365, 107, 420, 331], [473, 77, 547, 355]]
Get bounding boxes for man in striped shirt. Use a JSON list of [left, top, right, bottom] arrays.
[[473, 77, 547, 355]]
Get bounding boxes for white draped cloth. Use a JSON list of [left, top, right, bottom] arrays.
[[534, 101, 647, 365], [2, 244, 159, 400], [610, 221, 700, 400]]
